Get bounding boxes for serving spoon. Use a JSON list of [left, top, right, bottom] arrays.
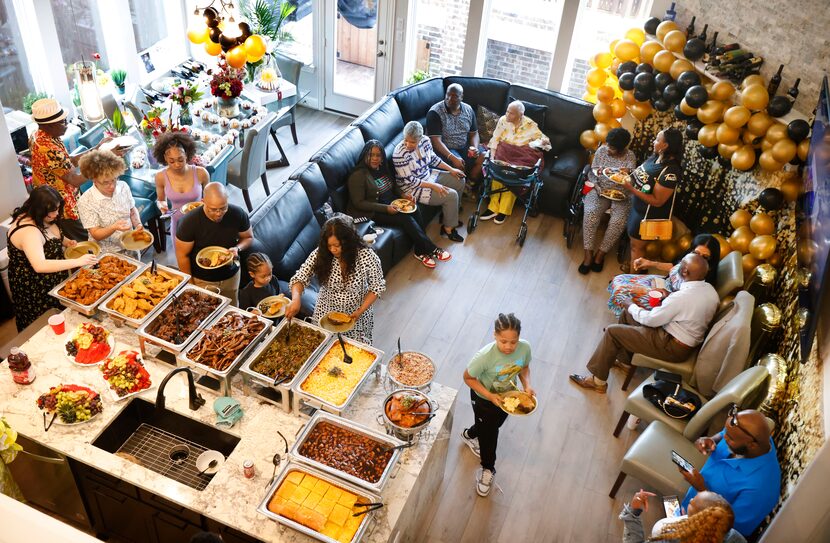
[[337, 332, 353, 364]]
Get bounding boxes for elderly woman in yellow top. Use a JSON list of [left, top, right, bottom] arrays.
[[482, 100, 550, 224]]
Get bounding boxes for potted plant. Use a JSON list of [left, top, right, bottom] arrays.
[[240, 0, 296, 81], [111, 69, 127, 94], [407, 70, 431, 84], [22, 91, 51, 114]]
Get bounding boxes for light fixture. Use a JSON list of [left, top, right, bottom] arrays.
[[75, 61, 105, 124]]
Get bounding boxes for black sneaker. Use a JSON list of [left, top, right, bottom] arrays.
[[494, 213, 507, 224], [440, 228, 464, 242], [480, 209, 498, 221]]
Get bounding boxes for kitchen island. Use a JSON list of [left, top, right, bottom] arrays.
[[0, 309, 456, 543]]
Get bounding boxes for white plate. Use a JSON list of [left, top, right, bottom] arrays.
[[196, 450, 225, 475], [258, 295, 290, 318], [101, 136, 139, 152], [38, 385, 103, 426], [66, 333, 116, 367], [151, 77, 177, 93]]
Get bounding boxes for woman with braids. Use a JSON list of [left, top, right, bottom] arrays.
[[153, 131, 209, 236], [286, 216, 386, 344], [620, 490, 746, 543], [461, 313, 534, 497], [620, 127, 684, 271]]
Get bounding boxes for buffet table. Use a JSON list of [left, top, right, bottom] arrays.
[[0, 309, 457, 543]]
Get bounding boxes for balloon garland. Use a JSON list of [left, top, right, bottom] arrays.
[[187, 6, 267, 68]]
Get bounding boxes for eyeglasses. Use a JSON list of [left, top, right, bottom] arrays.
[[728, 403, 759, 443]]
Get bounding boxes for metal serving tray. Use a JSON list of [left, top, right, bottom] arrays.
[[48, 253, 146, 316], [291, 411, 405, 495], [257, 461, 381, 543], [292, 337, 384, 417], [176, 306, 271, 378], [98, 264, 190, 328], [136, 284, 230, 355], [239, 319, 333, 412]]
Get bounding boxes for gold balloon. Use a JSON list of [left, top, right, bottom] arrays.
[[587, 68, 608, 88], [226, 45, 248, 69], [663, 30, 687, 53], [669, 58, 695, 80], [742, 254, 760, 276], [743, 130, 761, 146], [781, 178, 802, 201], [761, 139, 775, 152], [698, 123, 720, 147], [609, 39, 620, 56], [771, 138, 798, 163], [614, 39, 641, 62], [611, 58, 622, 73], [594, 123, 611, 141], [677, 233, 693, 252], [626, 28, 647, 46], [593, 102, 613, 123], [607, 118, 622, 129], [749, 235, 777, 260], [697, 101, 725, 124], [187, 25, 209, 44], [610, 98, 627, 118], [580, 129, 600, 150], [596, 85, 615, 104], [798, 139, 810, 161], [742, 74, 765, 89], [765, 123, 788, 143], [243, 34, 267, 58], [711, 81, 736, 101], [723, 106, 752, 128], [713, 234, 733, 259], [767, 250, 783, 268], [656, 20, 679, 42], [653, 50, 676, 73], [729, 225, 755, 254], [750, 212, 775, 235], [629, 101, 653, 121], [593, 52, 613, 69], [758, 151, 784, 171], [679, 98, 698, 116], [718, 142, 741, 159], [640, 41, 664, 64], [582, 92, 598, 104], [717, 123, 741, 145], [661, 241, 681, 262], [747, 112, 774, 137], [622, 90, 637, 105], [644, 240, 663, 258], [730, 209, 752, 229], [731, 145, 757, 170], [204, 40, 222, 56], [741, 84, 770, 111]]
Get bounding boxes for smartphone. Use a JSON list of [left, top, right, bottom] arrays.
[[662, 495, 681, 518], [671, 450, 694, 472], [652, 277, 666, 289]]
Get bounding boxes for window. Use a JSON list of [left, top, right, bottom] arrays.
[[561, 0, 654, 98], [481, 0, 563, 88], [128, 0, 168, 52], [49, 0, 109, 84], [0, 0, 34, 109], [279, 0, 314, 66], [408, 0, 471, 79]]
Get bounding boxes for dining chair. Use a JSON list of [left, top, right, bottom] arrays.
[[227, 112, 278, 212], [272, 52, 303, 145]]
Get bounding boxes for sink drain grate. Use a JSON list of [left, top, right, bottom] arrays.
[[116, 423, 213, 491]]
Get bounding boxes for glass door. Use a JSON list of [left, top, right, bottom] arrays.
[[324, 0, 390, 115]]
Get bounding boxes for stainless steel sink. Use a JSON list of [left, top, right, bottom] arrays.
[[92, 398, 240, 491]]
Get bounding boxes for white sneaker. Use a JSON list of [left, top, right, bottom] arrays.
[[476, 468, 495, 497], [479, 209, 498, 221], [461, 429, 481, 458]]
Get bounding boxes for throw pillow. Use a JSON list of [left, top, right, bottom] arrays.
[[508, 96, 548, 129], [476, 104, 500, 144]]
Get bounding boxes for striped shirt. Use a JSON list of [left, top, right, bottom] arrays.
[[392, 136, 442, 202]]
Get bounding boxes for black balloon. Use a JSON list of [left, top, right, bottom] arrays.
[[654, 72, 673, 91], [676, 71, 702, 94], [220, 33, 237, 52], [636, 63, 654, 74], [698, 144, 718, 159], [644, 17, 660, 35], [618, 72, 636, 91], [683, 38, 706, 61], [767, 95, 793, 117], [238, 22, 251, 39], [209, 27, 222, 43], [675, 104, 693, 120], [617, 61, 638, 78], [662, 83, 681, 104], [651, 89, 663, 102], [203, 7, 218, 21], [634, 72, 655, 92], [759, 188, 785, 211], [717, 155, 732, 168], [684, 85, 709, 108], [653, 99, 670, 112], [685, 119, 703, 139], [634, 89, 652, 102], [787, 119, 811, 142]]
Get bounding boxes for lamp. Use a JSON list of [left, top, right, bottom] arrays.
[[75, 61, 104, 124]]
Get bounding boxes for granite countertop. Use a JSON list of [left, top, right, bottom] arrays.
[[0, 309, 457, 542]]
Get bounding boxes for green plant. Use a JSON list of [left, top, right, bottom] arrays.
[[111, 69, 127, 87], [22, 91, 51, 114], [240, 0, 296, 43], [107, 108, 128, 135], [70, 86, 81, 107], [407, 70, 431, 85]]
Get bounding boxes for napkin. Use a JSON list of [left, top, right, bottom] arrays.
[[214, 397, 243, 428]]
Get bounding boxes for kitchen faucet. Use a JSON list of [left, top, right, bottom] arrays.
[[156, 367, 206, 413]]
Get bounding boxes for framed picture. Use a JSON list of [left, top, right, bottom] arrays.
[[140, 51, 156, 74]]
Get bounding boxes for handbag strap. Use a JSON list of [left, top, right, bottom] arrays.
[[642, 166, 676, 220]]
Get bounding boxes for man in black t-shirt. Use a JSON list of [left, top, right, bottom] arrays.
[[175, 183, 253, 305]]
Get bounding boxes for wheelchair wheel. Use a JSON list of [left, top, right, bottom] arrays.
[[517, 223, 528, 247], [468, 213, 478, 233], [564, 218, 577, 249]]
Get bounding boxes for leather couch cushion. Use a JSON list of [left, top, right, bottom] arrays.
[[354, 97, 404, 144], [311, 126, 366, 211], [291, 162, 329, 215], [476, 105, 500, 144], [390, 78, 445, 123], [549, 147, 587, 180], [444, 77, 509, 115], [509, 95, 547, 128]]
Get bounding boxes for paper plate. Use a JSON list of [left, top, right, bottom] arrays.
[[258, 295, 290, 318], [101, 136, 139, 152], [120, 229, 154, 251], [319, 312, 355, 333], [391, 198, 417, 214], [64, 240, 101, 260]]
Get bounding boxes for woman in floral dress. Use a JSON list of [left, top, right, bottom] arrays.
[[286, 216, 386, 344]]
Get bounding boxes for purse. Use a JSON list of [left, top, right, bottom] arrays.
[[639, 167, 677, 241], [642, 372, 701, 420]]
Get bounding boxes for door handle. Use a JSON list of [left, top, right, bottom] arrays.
[[377, 51, 385, 57], [378, 40, 385, 45]]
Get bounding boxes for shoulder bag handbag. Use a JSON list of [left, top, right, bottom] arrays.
[[638, 166, 677, 241], [642, 372, 702, 420]]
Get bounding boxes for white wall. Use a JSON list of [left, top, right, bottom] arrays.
[[0, 100, 28, 226]]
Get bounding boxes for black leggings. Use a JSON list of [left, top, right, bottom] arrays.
[[372, 212, 436, 256], [467, 388, 508, 472]]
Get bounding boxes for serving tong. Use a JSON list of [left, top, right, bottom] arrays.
[[352, 501, 384, 517]]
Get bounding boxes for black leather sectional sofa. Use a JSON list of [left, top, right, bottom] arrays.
[[242, 76, 594, 308]]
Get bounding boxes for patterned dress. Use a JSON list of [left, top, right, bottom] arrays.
[[30, 130, 77, 220], [290, 247, 386, 344], [607, 263, 682, 317], [7, 223, 69, 331]]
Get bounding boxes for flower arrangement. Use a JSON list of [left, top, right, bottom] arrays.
[[209, 58, 245, 99], [170, 82, 204, 108], [139, 104, 186, 141], [0, 418, 22, 464]]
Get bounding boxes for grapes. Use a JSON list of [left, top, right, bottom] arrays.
[[37, 386, 102, 423], [65, 341, 78, 356]]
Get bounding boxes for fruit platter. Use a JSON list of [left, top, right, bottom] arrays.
[[100, 350, 152, 400], [36, 384, 103, 425], [65, 322, 115, 365]]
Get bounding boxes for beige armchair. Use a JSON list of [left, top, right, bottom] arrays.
[[609, 365, 769, 498]]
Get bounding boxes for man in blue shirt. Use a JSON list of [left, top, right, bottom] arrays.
[[680, 407, 781, 537]]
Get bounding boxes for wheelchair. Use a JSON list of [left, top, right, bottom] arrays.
[[563, 165, 629, 261], [467, 153, 543, 247]]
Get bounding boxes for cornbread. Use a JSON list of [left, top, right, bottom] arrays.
[[299, 343, 376, 407], [268, 470, 367, 543]]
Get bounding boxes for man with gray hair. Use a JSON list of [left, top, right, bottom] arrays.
[[426, 83, 484, 187]]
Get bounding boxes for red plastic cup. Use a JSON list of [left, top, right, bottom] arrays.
[[467, 146, 477, 158], [582, 181, 595, 196], [48, 314, 66, 335], [648, 290, 664, 308]]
